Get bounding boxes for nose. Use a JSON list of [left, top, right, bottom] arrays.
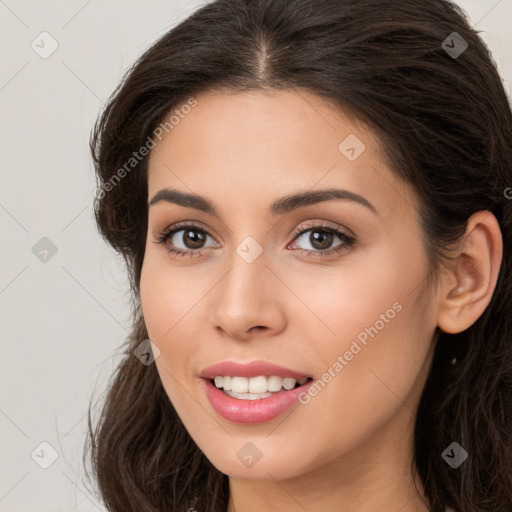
[[209, 248, 286, 341]]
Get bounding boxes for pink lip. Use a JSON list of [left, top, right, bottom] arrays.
[[200, 360, 312, 380], [201, 378, 314, 424]]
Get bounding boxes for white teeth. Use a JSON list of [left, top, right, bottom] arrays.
[[223, 375, 232, 391], [267, 375, 283, 392], [224, 389, 273, 400], [282, 377, 296, 390], [213, 375, 310, 394], [231, 376, 249, 393], [249, 375, 267, 393]]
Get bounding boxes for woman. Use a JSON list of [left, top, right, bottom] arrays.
[[85, 0, 512, 510]]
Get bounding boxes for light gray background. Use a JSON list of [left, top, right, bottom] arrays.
[[0, 1, 510, 511]]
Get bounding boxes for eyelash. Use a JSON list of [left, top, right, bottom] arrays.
[[154, 221, 356, 259]]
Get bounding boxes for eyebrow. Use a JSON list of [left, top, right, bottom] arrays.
[[148, 187, 378, 216]]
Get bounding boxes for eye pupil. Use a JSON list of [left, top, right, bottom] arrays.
[[184, 229, 205, 249], [311, 230, 333, 250]]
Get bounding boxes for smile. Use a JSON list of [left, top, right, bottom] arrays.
[[203, 376, 314, 424]]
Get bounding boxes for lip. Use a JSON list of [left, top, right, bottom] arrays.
[[200, 360, 312, 380], [202, 378, 314, 424]]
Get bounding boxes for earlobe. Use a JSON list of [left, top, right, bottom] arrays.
[[437, 211, 503, 334]]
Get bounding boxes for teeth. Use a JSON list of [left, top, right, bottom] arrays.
[[248, 375, 267, 393], [231, 376, 249, 393], [268, 375, 284, 392], [213, 375, 309, 393], [222, 375, 232, 391], [224, 389, 273, 400]]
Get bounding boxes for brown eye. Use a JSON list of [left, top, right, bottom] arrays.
[[308, 230, 335, 251], [177, 229, 207, 249], [288, 223, 356, 258], [155, 223, 217, 257]]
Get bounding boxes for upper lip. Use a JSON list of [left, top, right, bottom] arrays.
[[200, 360, 312, 380]]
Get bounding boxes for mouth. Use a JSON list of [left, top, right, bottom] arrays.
[[202, 375, 315, 424], [208, 375, 314, 400]]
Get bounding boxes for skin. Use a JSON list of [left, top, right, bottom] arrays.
[[139, 89, 502, 512]]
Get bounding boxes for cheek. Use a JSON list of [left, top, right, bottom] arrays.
[[140, 250, 207, 340], [139, 251, 216, 393], [287, 240, 428, 346], [139, 260, 197, 423], [289, 241, 433, 409], [140, 260, 170, 341], [140, 256, 188, 381]]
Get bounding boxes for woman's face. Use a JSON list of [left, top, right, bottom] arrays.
[[140, 89, 440, 482]]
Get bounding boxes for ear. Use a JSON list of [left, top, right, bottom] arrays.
[[437, 211, 503, 334]]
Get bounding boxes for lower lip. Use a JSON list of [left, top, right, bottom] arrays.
[[202, 378, 313, 424]]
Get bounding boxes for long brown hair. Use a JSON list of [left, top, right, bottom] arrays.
[[84, 1, 512, 510]]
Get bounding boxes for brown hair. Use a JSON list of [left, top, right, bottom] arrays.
[[85, 1, 512, 510]]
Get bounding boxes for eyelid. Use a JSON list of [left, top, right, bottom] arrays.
[[155, 220, 219, 241], [289, 220, 355, 242]]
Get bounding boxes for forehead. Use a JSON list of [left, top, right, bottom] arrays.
[[149, 88, 377, 163], [147, 89, 418, 220]]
